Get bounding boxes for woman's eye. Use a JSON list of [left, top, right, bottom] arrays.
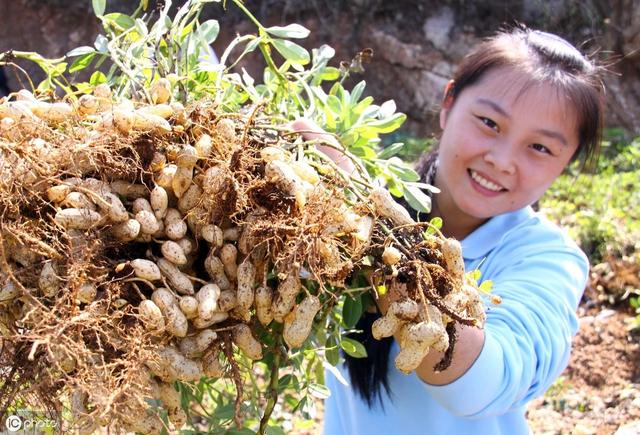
[[478, 116, 498, 132], [531, 143, 551, 154]]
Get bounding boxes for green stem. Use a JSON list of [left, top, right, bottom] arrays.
[[230, 0, 286, 84], [258, 343, 282, 434], [230, 0, 264, 30], [259, 44, 285, 82]]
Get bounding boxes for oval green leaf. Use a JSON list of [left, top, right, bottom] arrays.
[[103, 13, 136, 31], [325, 336, 340, 366], [69, 52, 96, 73], [340, 337, 367, 358], [197, 19, 220, 44], [361, 112, 407, 134], [319, 66, 341, 81], [378, 142, 405, 159], [388, 161, 420, 181], [266, 24, 310, 39], [89, 71, 107, 86], [265, 427, 286, 435], [93, 34, 109, 54], [379, 99, 397, 118], [350, 80, 366, 104], [342, 295, 363, 329], [404, 184, 432, 213], [308, 382, 331, 399], [479, 280, 494, 293], [92, 0, 105, 16], [271, 39, 310, 65], [66, 46, 96, 57]]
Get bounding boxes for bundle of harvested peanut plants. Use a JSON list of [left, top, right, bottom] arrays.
[[0, 1, 491, 433]]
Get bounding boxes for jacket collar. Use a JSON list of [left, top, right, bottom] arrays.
[[461, 206, 535, 260]]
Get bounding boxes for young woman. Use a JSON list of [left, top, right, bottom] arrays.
[[297, 27, 604, 434]]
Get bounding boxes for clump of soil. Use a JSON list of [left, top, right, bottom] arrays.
[[526, 306, 640, 434]]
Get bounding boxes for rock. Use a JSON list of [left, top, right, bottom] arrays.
[[614, 420, 640, 435], [572, 423, 597, 435], [422, 6, 455, 50], [595, 309, 617, 321]]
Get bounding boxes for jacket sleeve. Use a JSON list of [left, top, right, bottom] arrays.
[[422, 237, 589, 418]]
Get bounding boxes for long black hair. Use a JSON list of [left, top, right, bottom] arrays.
[[344, 26, 605, 407], [0, 68, 10, 97]]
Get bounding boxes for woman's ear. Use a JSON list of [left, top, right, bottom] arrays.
[[439, 80, 455, 129]]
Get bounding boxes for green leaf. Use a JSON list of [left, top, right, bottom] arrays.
[[36, 78, 53, 93], [430, 216, 443, 229], [135, 18, 148, 37], [197, 20, 220, 44], [271, 39, 310, 65], [387, 176, 404, 197], [69, 52, 96, 73], [350, 144, 378, 160], [323, 105, 337, 130], [308, 382, 331, 399], [53, 61, 68, 76], [329, 81, 345, 99], [89, 71, 107, 86], [277, 374, 294, 391], [358, 104, 380, 122], [74, 82, 94, 94], [325, 336, 340, 366], [92, 0, 106, 16], [224, 429, 255, 435], [379, 99, 397, 118], [326, 95, 342, 116], [265, 427, 286, 435], [342, 295, 363, 329], [319, 66, 340, 81], [292, 396, 307, 413], [245, 36, 263, 54], [212, 403, 236, 421], [340, 337, 367, 358], [378, 142, 405, 159], [468, 269, 482, 283], [405, 181, 440, 194], [265, 24, 310, 39], [350, 80, 366, 104], [351, 96, 374, 120], [103, 13, 136, 31], [479, 280, 494, 293], [94, 34, 109, 54], [359, 112, 407, 134], [388, 161, 420, 181], [404, 184, 432, 213], [66, 46, 95, 57], [314, 358, 326, 385]]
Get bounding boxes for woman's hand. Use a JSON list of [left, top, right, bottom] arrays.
[[289, 119, 356, 174]]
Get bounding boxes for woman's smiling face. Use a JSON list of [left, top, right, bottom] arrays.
[[434, 67, 580, 226]]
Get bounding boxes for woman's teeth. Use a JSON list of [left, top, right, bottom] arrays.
[[470, 170, 504, 192]]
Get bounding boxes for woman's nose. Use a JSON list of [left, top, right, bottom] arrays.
[[483, 143, 516, 175]]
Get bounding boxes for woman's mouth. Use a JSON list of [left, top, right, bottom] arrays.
[[468, 169, 507, 194]]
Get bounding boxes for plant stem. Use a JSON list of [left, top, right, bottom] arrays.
[[258, 342, 282, 434], [230, 0, 286, 84], [230, 0, 263, 30]]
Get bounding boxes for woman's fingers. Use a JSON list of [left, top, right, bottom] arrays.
[[289, 119, 356, 174]]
